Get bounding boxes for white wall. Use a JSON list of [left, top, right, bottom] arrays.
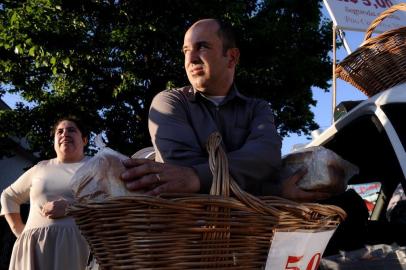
[[0, 153, 33, 192], [0, 99, 35, 192]]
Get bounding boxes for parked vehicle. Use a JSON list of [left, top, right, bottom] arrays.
[[306, 83, 406, 254]]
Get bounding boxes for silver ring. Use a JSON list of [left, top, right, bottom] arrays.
[[156, 173, 161, 183]]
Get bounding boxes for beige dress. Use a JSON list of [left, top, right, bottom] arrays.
[[0, 158, 90, 270]]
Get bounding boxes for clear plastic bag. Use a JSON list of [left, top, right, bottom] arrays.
[[71, 147, 138, 202], [281, 146, 359, 194]]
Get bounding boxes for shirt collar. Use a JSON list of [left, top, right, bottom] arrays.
[[187, 84, 249, 104]]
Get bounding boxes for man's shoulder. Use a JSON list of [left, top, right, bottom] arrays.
[[162, 86, 193, 96], [151, 86, 194, 109], [230, 86, 267, 105], [154, 86, 194, 103], [235, 91, 269, 106], [233, 92, 273, 114]]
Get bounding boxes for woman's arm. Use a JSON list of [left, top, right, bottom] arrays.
[[4, 213, 25, 237], [1, 164, 37, 236]]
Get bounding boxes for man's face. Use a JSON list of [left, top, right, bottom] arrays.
[[182, 20, 237, 95]]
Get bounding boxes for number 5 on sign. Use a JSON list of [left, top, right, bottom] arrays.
[[265, 230, 336, 270], [285, 253, 321, 270]]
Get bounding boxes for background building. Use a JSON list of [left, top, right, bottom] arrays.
[[0, 98, 35, 269]]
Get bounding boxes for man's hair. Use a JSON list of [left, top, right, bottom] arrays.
[[51, 115, 89, 139], [215, 19, 237, 55]]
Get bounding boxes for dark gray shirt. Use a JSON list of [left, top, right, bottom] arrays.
[[148, 85, 282, 195]]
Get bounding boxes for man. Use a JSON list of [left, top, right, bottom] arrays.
[[121, 18, 327, 201]]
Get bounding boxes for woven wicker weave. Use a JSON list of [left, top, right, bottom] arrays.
[[336, 3, 406, 97], [68, 133, 346, 269]]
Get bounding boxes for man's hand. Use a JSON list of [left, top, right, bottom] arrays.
[[121, 158, 200, 196], [41, 198, 68, 219], [280, 168, 332, 202]]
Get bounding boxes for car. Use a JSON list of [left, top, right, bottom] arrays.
[[304, 83, 406, 259]]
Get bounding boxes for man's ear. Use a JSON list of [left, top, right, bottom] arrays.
[[227, 48, 240, 68], [83, 137, 88, 145]]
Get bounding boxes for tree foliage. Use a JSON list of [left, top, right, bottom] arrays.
[[0, 0, 334, 160]]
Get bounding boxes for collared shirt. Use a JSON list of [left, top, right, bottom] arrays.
[[148, 85, 282, 195]]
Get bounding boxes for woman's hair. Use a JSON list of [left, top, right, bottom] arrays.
[[51, 116, 89, 139]]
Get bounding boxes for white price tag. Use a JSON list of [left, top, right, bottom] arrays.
[[265, 229, 335, 270]]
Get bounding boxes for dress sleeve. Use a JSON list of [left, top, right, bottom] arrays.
[[0, 165, 36, 215]]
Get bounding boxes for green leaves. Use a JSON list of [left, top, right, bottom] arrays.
[[50, 56, 57, 65], [0, 0, 334, 159], [10, 11, 19, 25], [13, 44, 22, 54], [28, 45, 37, 56], [62, 57, 70, 67]]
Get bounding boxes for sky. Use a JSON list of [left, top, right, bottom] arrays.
[[281, 4, 370, 155], [2, 4, 371, 154]]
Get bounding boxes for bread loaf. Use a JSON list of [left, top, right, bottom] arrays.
[[281, 146, 358, 194], [71, 148, 139, 202]]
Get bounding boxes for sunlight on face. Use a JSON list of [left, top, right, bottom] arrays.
[[53, 120, 87, 163], [183, 19, 235, 96]]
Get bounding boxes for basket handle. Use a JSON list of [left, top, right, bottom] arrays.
[[205, 132, 348, 221], [206, 132, 302, 215], [364, 3, 406, 41], [207, 132, 230, 197]]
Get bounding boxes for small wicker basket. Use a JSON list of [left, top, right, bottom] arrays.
[[68, 133, 346, 269], [336, 3, 406, 97]]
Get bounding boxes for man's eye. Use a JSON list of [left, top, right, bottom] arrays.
[[198, 44, 209, 50]]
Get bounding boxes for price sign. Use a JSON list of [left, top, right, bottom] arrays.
[[324, 0, 406, 32], [265, 229, 336, 270]]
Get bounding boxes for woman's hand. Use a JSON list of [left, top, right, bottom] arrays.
[[41, 198, 69, 219], [4, 213, 25, 237]]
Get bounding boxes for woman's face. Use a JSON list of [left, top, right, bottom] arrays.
[[53, 120, 87, 162]]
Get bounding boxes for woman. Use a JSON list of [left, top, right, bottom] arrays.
[[1, 117, 90, 270]]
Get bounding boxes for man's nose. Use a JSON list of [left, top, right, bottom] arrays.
[[187, 50, 200, 64]]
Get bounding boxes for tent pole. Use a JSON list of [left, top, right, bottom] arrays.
[[332, 24, 337, 124]]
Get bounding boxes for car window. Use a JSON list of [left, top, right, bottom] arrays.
[[323, 114, 403, 221], [348, 182, 381, 218], [381, 103, 406, 151]]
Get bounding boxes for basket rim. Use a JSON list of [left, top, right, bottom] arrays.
[[336, 26, 406, 69], [335, 27, 406, 96], [68, 133, 347, 269], [68, 193, 347, 222], [335, 3, 406, 97]]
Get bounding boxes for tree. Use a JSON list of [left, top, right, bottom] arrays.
[[0, 0, 334, 160]]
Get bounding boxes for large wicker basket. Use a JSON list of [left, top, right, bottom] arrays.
[[68, 133, 346, 269], [336, 3, 406, 97]]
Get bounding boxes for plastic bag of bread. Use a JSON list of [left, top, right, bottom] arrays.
[[281, 146, 359, 194], [71, 147, 139, 202]]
